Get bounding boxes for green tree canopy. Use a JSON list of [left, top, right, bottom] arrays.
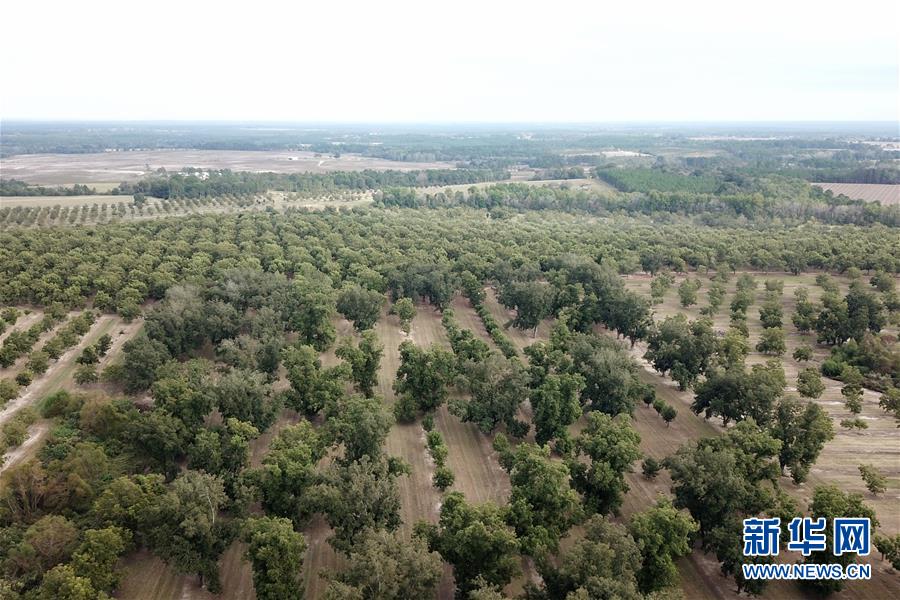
[[311, 455, 405, 554], [495, 440, 582, 554], [324, 393, 393, 463], [242, 516, 307, 600], [568, 412, 641, 516], [452, 353, 529, 434], [770, 396, 834, 483], [628, 499, 698, 593], [337, 284, 385, 331], [324, 529, 443, 600], [415, 492, 519, 596], [336, 330, 383, 397], [645, 315, 717, 390]]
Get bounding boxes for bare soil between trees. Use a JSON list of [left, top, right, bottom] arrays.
[[29, 273, 900, 600]]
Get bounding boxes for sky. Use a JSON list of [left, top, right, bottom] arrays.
[[1, 0, 898, 123]]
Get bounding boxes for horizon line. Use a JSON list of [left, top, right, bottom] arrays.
[[2, 118, 898, 125]]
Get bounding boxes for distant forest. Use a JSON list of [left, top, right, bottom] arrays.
[[108, 169, 509, 199]]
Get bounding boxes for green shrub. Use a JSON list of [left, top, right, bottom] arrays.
[[426, 430, 443, 450], [821, 358, 844, 378], [422, 414, 435, 432], [15, 370, 33, 387], [40, 390, 74, 418], [433, 466, 455, 491], [2, 420, 27, 449], [0, 379, 19, 403], [642, 457, 661, 479]]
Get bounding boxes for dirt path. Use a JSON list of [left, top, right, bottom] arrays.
[[1, 420, 50, 471], [481, 287, 551, 353], [0, 310, 70, 378], [449, 296, 500, 353], [413, 305, 513, 504], [0, 315, 141, 476], [372, 306, 451, 597], [343, 302, 523, 598], [0, 313, 112, 427], [93, 317, 144, 371], [0, 309, 43, 345]]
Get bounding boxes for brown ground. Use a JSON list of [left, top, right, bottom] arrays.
[[623, 272, 900, 532], [813, 183, 900, 205], [472, 284, 900, 599], [1, 314, 142, 473], [481, 287, 552, 354], [0, 309, 45, 345], [1, 150, 456, 185], [81, 275, 900, 598]]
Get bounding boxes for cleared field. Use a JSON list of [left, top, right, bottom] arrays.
[[1, 150, 457, 185], [814, 182, 900, 205]]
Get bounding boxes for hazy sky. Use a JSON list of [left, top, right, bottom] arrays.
[[2, 0, 898, 122]]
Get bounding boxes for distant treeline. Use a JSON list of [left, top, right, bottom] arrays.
[[595, 167, 721, 194], [806, 167, 900, 185], [376, 182, 900, 227], [734, 164, 900, 185], [597, 164, 900, 194], [531, 167, 586, 180], [110, 168, 509, 199], [0, 179, 97, 196]]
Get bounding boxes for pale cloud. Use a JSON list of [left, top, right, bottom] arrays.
[[1, 0, 897, 121]]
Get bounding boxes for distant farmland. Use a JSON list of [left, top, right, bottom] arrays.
[[0, 150, 456, 185], [814, 182, 899, 205]]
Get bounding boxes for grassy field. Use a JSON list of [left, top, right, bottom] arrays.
[[813, 183, 900, 205]]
